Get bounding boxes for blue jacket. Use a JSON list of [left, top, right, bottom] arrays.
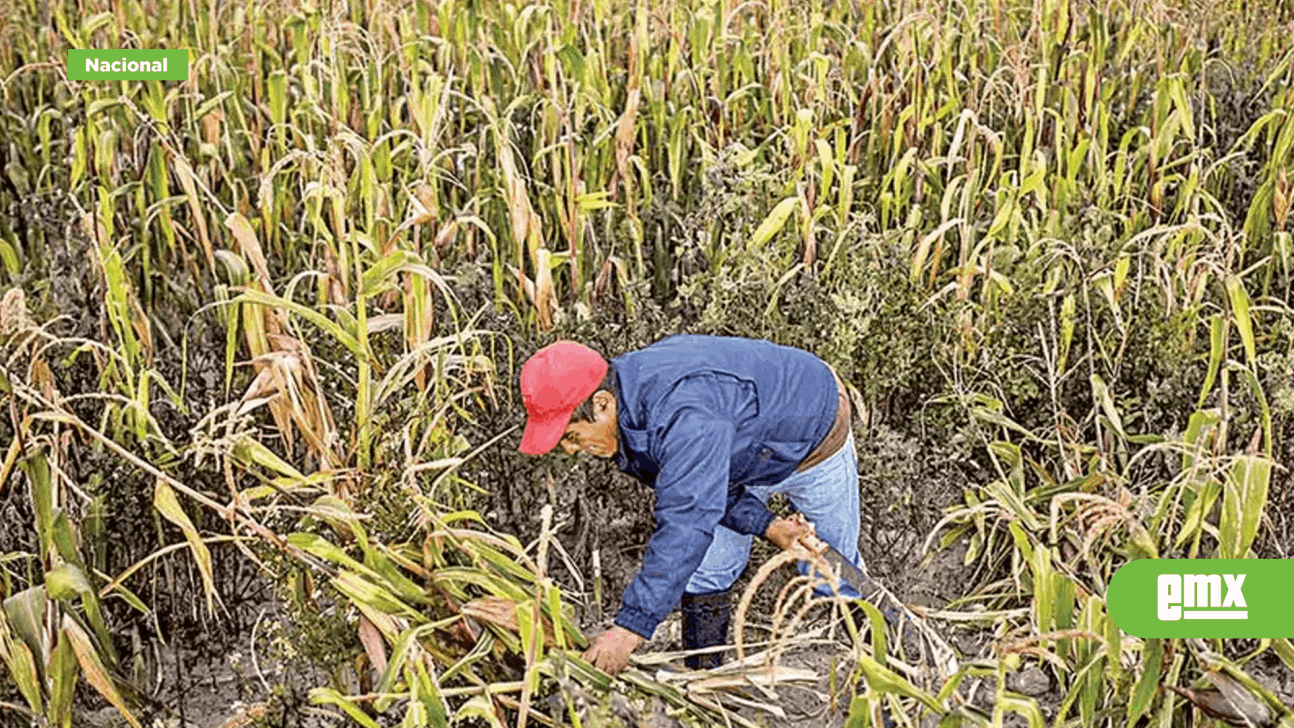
[[607, 335, 839, 639]]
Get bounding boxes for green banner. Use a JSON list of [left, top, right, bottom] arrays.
[[68, 50, 189, 81], [1107, 559, 1294, 637]]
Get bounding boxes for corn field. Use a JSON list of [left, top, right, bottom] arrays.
[[2, 0, 1294, 725]]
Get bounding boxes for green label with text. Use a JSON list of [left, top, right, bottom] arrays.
[[1107, 559, 1294, 637], [68, 50, 189, 80]]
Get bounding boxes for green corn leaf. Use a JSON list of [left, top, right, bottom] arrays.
[[1129, 523, 1161, 559], [309, 687, 384, 728], [970, 405, 1038, 441], [1174, 478, 1220, 553], [516, 597, 543, 695], [0, 612, 44, 713], [47, 627, 77, 728], [1031, 545, 1053, 632], [46, 563, 93, 601], [442, 629, 496, 685], [453, 695, 508, 728], [911, 218, 962, 285], [213, 249, 249, 286], [86, 98, 124, 119], [1197, 315, 1225, 410], [365, 552, 431, 606], [576, 191, 616, 211], [410, 657, 451, 728], [232, 436, 309, 483], [1167, 76, 1195, 140], [1273, 639, 1294, 672], [1090, 373, 1126, 440], [462, 539, 540, 586], [50, 509, 81, 568], [20, 453, 55, 560], [1182, 409, 1220, 473], [1058, 291, 1076, 371], [1235, 364, 1275, 459], [1053, 573, 1076, 633], [3, 586, 48, 664], [1007, 521, 1033, 563], [193, 90, 234, 123], [545, 583, 568, 651], [986, 481, 1040, 532], [1127, 637, 1163, 725], [852, 596, 888, 662], [101, 579, 149, 615], [999, 696, 1045, 728], [235, 288, 363, 359], [1225, 275, 1257, 366], [1219, 455, 1271, 559], [747, 196, 798, 251], [843, 695, 871, 728], [1156, 652, 1186, 728], [815, 138, 835, 192], [80, 10, 115, 38], [1113, 255, 1131, 300], [374, 622, 440, 711], [1103, 598, 1122, 683], [0, 240, 18, 278], [287, 533, 383, 582], [47, 560, 117, 665], [855, 650, 944, 713], [330, 571, 422, 621], [70, 126, 88, 189], [433, 567, 531, 604], [986, 196, 1016, 239], [836, 164, 856, 229], [361, 249, 418, 297]]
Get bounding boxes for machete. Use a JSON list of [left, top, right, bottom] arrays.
[[789, 513, 960, 680]]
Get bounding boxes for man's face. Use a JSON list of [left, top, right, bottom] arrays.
[[559, 390, 618, 458]]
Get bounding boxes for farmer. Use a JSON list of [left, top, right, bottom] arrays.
[[518, 335, 866, 675]]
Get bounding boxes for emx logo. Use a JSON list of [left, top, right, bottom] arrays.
[[1157, 573, 1246, 620], [1109, 560, 1291, 638]]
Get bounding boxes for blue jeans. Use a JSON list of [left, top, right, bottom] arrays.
[[685, 433, 865, 598]]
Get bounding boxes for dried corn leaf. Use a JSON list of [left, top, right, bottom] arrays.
[[154, 481, 217, 616], [358, 614, 389, 674], [0, 611, 44, 713], [687, 665, 818, 692], [224, 212, 275, 294], [63, 615, 143, 728], [461, 596, 564, 649], [216, 702, 269, 728], [170, 152, 213, 267]]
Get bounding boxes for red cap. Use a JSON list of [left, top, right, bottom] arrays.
[[518, 341, 608, 454]]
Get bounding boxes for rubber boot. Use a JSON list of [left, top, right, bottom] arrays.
[[680, 590, 730, 669]]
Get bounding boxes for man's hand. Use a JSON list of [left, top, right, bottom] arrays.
[[583, 625, 644, 675], [764, 516, 813, 552]]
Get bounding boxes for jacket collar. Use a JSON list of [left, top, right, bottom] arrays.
[[609, 361, 653, 475]]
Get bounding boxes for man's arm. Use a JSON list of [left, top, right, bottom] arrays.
[[612, 409, 733, 641], [721, 492, 812, 549], [719, 490, 777, 536], [584, 408, 814, 673]]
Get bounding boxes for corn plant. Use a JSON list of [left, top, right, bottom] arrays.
[[0, 291, 150, 726]]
